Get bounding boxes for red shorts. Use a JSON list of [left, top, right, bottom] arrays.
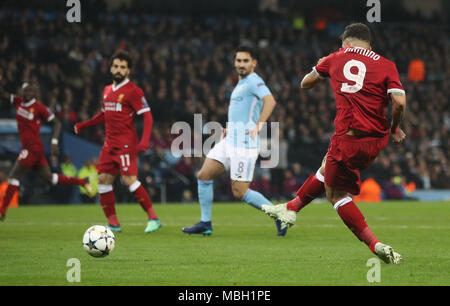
[[97, 146, 138, 176], [16, 147, 48, 168], [325, 134, 388, 195]]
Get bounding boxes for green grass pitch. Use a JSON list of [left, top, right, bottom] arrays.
[[0, 201, 449, 286]]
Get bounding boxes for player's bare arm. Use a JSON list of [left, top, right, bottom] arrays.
[[390, 91, 407, 143], [247, 94, 277, 139], [300, 57, 326, 90], [48, 117, 62, 156]]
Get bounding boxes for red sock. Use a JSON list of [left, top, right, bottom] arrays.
[[0, 184, 18, 216], [335, 198, 379, 254], [133, 185, 158, 220], [287, 174, 325, 212], [57, 174, 86, 186], [99, 190, 119, 226]]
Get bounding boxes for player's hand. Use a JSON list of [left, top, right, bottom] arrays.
[[74, 123, 81, 134], [221, 128, 227, 140], [246, 123, 262, 140], [136, 143, 149, 152], [391, 128, 406, 143], [51, 143, 59, 156]]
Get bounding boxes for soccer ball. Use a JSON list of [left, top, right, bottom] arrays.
[[82, 225, 115, 258]]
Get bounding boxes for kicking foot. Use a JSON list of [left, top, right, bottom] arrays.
[[107, 224, 122, 233], [182, 221, 212, 236], [262, 204, 296, 229], [145, 219, 162, 233], [374, 242, 402, 264]]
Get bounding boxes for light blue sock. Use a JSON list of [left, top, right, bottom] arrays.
[[242, 189, 273, 210], [198, 179, 213, 222]]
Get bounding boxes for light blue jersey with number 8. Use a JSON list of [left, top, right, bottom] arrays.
[[226, 72, 271, 149]]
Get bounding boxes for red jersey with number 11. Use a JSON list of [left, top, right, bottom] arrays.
[[101, 79, 150, 150], [314, 47, 405, 136]]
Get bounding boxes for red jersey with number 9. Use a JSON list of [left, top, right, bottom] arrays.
[[101, 79, 150, 150], [11, 95, 55, 151], [314, 47, 405, 136]]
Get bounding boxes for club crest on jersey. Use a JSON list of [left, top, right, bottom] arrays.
[[118, 94, 125, 103], [235, 85, 246, 93]]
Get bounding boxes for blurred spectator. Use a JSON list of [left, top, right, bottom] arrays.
[[408, 58, 425, 82], [78, 158, 98, 203], [0, 8, 448, 203], [282, 170, 298, 199], [353, 178, 382, 203]]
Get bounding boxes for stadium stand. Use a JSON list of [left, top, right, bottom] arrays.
[[0, 0, 448, 203]]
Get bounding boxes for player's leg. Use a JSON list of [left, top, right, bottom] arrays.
[[36, 164, 92, 195], [182, 157, 226, 235], [324, 135, 401, 263], [229, 151, 287, 236], [0, 162, 29, 219], [325, 184, 401, 264], [98, 172, 121, 231], [121, 174, 161, 233], [262, 154, 327, 228], [287, 154, 327, 212]]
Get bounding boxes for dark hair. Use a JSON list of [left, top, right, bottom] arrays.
[[340, 23, 372, 44], [235, 45, 257, 59], [110, 50, 133, 69]]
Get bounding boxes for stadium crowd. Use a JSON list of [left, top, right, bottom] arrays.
[[0, 8, 448, 204]]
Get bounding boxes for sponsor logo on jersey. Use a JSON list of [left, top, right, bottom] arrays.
[[104, 101, 122, 112], [17, 107, 34, 120]]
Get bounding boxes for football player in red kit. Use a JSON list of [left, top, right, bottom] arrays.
[[0, 82, 92, 220], [263, 23, 406, 264], [74, 50, 160, 233]]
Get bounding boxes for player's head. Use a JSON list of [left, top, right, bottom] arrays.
[[21, 83, 39, 102], [234, 46, 257, 77], [340, 23, 372, 49], [110, 50, 133, 84]]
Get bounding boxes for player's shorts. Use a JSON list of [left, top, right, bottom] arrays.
[[325, 134, 388, 195], [97, 146, 138, 176], [206, 139, 259, 182], [16, 147, 48, 168]]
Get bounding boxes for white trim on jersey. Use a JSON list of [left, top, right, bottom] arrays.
[[112, 78, 130, 92], [47, 113, 55, 122], [22, 98, 36, 107], [387, 88, 405, 95], [312, 67, 326, 79], [136, 107, 150, 115]]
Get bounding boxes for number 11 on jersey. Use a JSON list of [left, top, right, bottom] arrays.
[[120, 154, 130, 167]]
